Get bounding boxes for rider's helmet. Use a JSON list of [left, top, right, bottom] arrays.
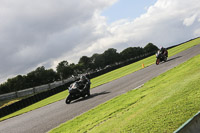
[[80, 75, 86, 82], [160, 46, 165, 53]]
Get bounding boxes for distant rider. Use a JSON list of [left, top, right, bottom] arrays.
[[160, 47, 168, 57]]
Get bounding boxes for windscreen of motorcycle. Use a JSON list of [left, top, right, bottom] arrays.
[[156, 51, 160, 57], [71, 82, 79, 90]]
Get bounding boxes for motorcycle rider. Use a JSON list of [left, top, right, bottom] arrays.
[[78, 75, 91, 93], [160, 46, 168, 57], [66, 75, 91, 104]]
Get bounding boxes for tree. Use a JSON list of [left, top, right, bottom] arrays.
[[0, 82, 9, 94], [69, 63, 80, 76], [144, 43, 158, 53], [120, 47, 144, 61], [120, 47, 135, 60], [0, 66, 59, 94], [103, 48, 120, 66], [78, 56, 91, 71], [91, 53, 105, 69], [6, 75, 25, 92], [26, 66, 45, 85], [45, 69, 59, 82], [56, 61, 73, 79], [26, 66, 58, 86]]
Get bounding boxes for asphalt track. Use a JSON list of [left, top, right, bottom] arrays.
[[0, 44, 200, 133]]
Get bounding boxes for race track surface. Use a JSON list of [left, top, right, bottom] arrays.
[[0, 45, 200, 133]]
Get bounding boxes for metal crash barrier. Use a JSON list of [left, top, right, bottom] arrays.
[[174, 111, 200, 133]]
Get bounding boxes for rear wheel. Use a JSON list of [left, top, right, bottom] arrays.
[[84, 89, 90, 97], [164, 57, 167, 62], [87, 91, 90, 97], [84, 92, 90, 98]]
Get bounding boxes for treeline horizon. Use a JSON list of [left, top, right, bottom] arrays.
[[0, 43, 158, 95]]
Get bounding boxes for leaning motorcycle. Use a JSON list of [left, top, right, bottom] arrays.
[[156, 50, 167, 65], [65, 81, 90, 104]]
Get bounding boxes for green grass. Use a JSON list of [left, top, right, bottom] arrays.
[[50, 52, 200, 133], [0, 37, 200, 122], [0, 99, 20, 109], [0, 90, 68, 121], [0, 94, 36, 109], [90, 37, 200, 88]]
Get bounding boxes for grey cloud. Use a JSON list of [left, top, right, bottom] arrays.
[[69, 0, 200, 63], [0, 0, 117, 83]]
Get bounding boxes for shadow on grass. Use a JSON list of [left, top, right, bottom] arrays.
[[70, 91, 110, 104]]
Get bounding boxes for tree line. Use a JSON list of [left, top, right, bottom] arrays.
[[0, 43, 158, 94]]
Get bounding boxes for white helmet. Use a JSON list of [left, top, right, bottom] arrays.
[[80, 75, 86, 82]]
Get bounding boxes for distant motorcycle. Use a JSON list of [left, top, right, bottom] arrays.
[[156, 50, 168, 65], [65, 81, 90, 104]]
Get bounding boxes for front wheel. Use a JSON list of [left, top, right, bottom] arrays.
[[65, 96, 71, 104], [156, 58, 160, 65]]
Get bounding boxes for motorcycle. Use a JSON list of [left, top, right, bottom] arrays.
[[65, 81, 90, 104], [156, 50, 167, 65]]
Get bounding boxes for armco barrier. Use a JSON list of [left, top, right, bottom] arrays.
[[0, 77, 76, 101], [17, 88, 34, 97], [174, 112, 200, 133], [0, 81, 73, 118], [0, 92, 17, 101]]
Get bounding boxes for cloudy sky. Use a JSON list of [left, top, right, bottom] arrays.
[[0, 0, 200, 83]]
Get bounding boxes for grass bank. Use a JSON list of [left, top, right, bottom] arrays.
[[50, 52, 200, 133], [0, 37, 200, 121]]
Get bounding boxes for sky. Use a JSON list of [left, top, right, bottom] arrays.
[[0, 0, 200, 83], [102, 0, 157, 23]]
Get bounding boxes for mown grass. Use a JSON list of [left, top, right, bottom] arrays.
[[0, 94, 35, 109], [50, 52, 200, 133], [0, 90, 68, 121], [90, 38, 200, 88], [0, 37, 200, 122], [0, 99, 20, 109]]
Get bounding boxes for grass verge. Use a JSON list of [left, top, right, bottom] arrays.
[[0, 37, 200, 121], [50, 52, 200, 133], [90, 38, 200, 88]]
